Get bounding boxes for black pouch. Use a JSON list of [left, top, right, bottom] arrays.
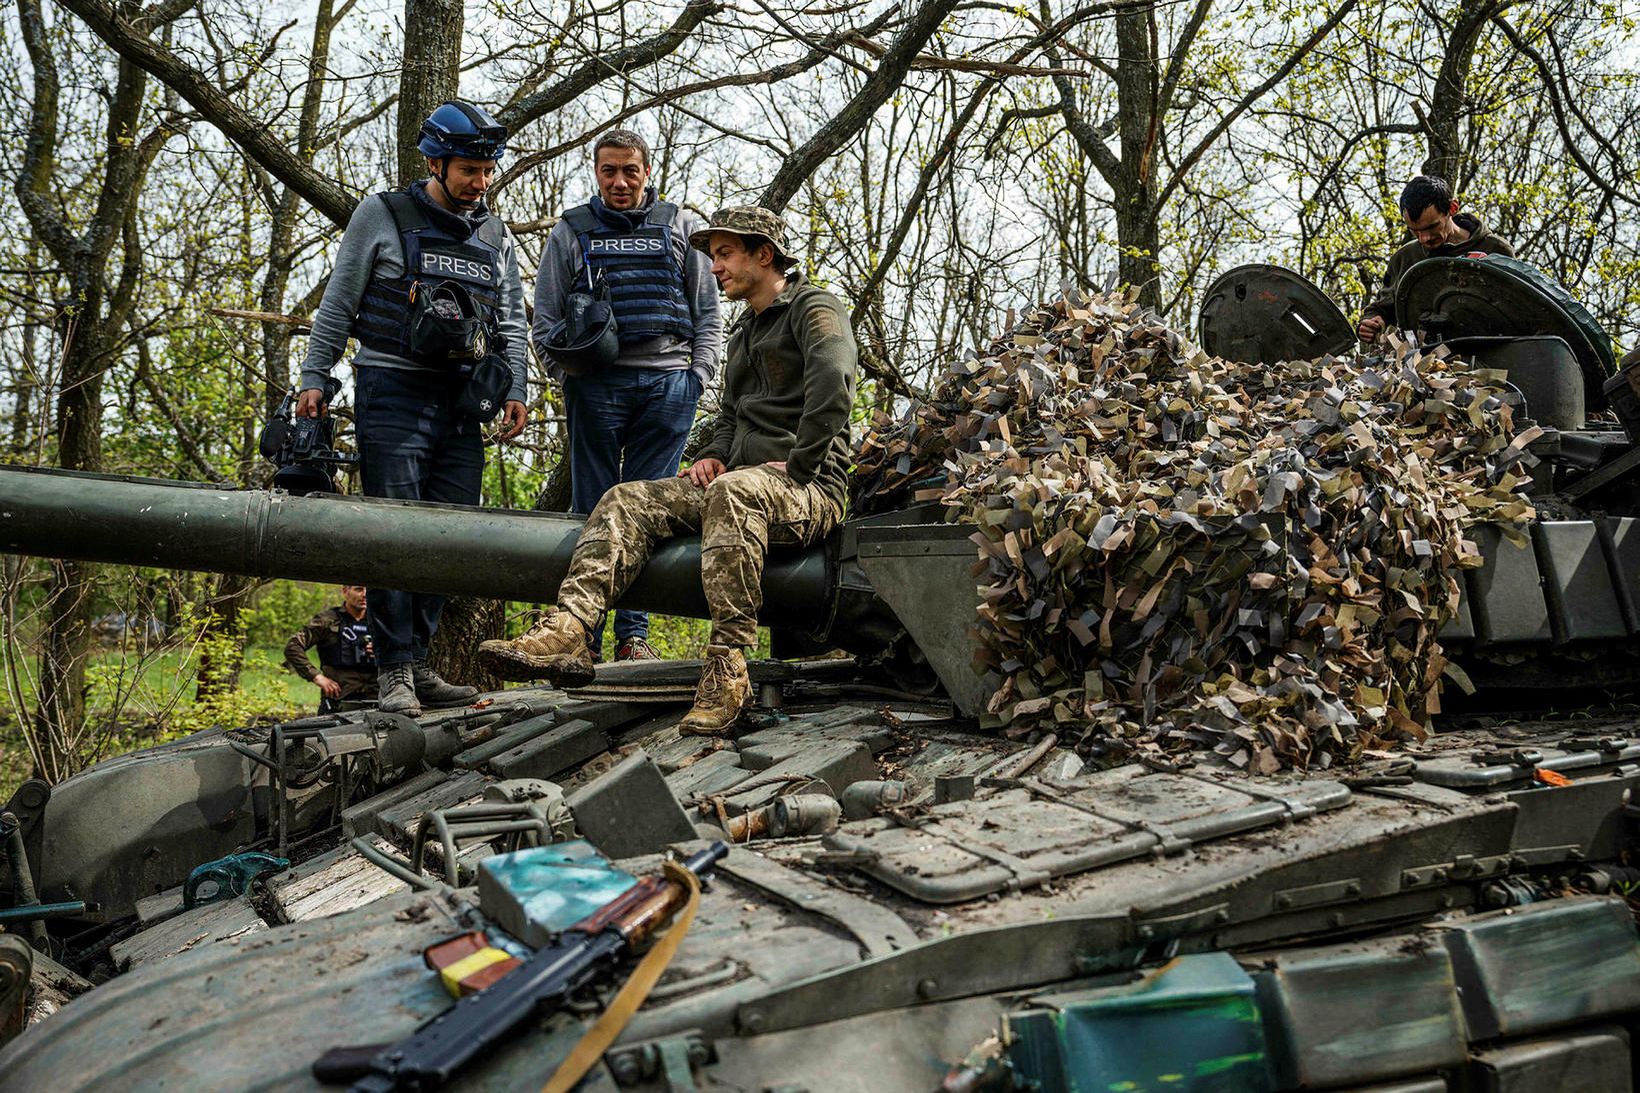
[[457, 353, 512, 421], [410, 280, 488, 362]]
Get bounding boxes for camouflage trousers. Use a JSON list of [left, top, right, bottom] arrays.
[[556, 465, 843, 650]]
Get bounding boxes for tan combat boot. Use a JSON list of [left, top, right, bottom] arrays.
[[477, 611, 596, 687], [679, 646, 751, 737]]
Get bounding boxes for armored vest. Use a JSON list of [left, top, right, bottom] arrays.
[[562, 201, 693, 347], [354, 189, 507, 366], [317, 609, 374, 670]]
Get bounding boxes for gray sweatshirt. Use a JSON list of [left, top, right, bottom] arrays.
[[531, 201, 722, 386], [300, 184, 529, 404]]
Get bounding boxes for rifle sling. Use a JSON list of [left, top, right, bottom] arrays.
[[539, 859, 703, 1093]]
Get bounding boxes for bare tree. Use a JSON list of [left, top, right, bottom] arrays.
[[1026, 0, 1357, 310], [14, 0, 190, 766]]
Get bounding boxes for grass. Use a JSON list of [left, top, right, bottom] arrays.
[[0, 642, 312, 804], [0, 614, 767, 803]]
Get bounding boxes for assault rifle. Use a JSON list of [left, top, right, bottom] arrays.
[[317, 841, 728, 1092]]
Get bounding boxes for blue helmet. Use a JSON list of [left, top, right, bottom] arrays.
[[417, 100, 508, 162]]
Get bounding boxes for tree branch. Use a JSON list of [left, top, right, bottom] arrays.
[[1155, 0, 1356, 211], [1154, 0, 1213, 123], [761, 0, 963, 211], [498, 0, 723, 132], [14, 0, 83, 268], [494, 10, 901, 194], [53, 0, 359, 226], [133, 334, 231, 484], [1492, 13, 1638, 208]]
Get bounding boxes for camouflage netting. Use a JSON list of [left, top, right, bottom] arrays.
[[853, 291, 1540, 771]]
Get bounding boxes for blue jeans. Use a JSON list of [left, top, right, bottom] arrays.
[[563, 366, 700, 643], [355, 366, 485, 665]]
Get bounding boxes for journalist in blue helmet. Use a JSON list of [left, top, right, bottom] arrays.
[[532, 129, 724, 663], [295, 99, 530, 716]]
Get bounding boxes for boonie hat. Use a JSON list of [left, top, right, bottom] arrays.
[[689, 206, 799, 269]]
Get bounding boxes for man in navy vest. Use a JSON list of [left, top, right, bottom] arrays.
[[533, 129, 722, 662], [297, 100, 529, 716]]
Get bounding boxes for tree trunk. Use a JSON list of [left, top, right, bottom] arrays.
[[1113, 5, 1163, 310], [403, 0, 489, 684], [397, 0, 463, 187], [1115, 199, 1162, 310], [1422, 3, 1510, 187], [34, 304, 110, 775], [35, 560, 91, 781], [425, 454, 571, 689], [427, 595, 506, 687]]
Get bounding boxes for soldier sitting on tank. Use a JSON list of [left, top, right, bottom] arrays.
[[284, 584, 377, 714], [1357, 174, 1515, 344], [480, 207, 857, 736]]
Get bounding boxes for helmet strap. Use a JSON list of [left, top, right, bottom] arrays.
[[432, 157, 478, 211]]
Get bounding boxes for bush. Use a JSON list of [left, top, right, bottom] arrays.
[[243, 581, 335, 647]]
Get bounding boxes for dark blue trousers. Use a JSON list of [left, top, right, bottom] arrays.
[[355, 366, 484, 665], [563, 367, 699, 643]]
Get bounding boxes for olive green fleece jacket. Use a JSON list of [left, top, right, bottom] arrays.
[[698, 273, 858, 509], [1360, 212, 1515, 326]]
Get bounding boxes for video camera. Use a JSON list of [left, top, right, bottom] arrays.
[[258, 379, 358, 494]]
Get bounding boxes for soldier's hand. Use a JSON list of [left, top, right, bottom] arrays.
[[763, 461, 787, 473], [1357, 315, 1384, 343], [681, 458, 726, 487], [315, 674, 342, 699], [296, 388, 326, 418], [498, 400, 527, 441]]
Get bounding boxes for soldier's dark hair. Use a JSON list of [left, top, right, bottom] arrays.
[[594, 129, 651, 169], [1399, 175, 1453, 220], [720, 233, 797, 270]]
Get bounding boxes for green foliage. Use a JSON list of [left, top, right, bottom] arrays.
[[242, 580, 334, 647], [0, 642, 309, 801]]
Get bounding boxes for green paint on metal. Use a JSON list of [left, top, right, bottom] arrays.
[[1194, 1053, 1267, 1077], [1006, 953, 1274, 1092], [476, 839, 635, 935]]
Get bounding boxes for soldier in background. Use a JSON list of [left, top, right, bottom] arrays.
[[1357, 174, 1515, 343], [285, 585, 377, 713]]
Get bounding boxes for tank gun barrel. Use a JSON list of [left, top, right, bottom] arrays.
[[0, 466, 835, 631]]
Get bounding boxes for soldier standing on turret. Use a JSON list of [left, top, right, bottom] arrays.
[[284, 584, 377, 714], [295, 100, 529, 716], [1357, 175, 1515, 344], [482, 207, 855, 737]]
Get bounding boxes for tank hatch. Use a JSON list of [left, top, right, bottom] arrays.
[[1198, 263, 1355, 364], [1395, 253, 1616, 398]]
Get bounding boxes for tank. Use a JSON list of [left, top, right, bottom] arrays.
[[3, 266, 1640, 1091]]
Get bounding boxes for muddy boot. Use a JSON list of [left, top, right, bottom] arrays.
[[679, 646, 751, 737], [615, 636, 660, 662], [377, 661, 422, 717], [413, 658, 478, 706], [477, 611, 596, 686]]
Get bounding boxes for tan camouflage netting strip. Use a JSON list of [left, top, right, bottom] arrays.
[[853, 290, 1539, 771]]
